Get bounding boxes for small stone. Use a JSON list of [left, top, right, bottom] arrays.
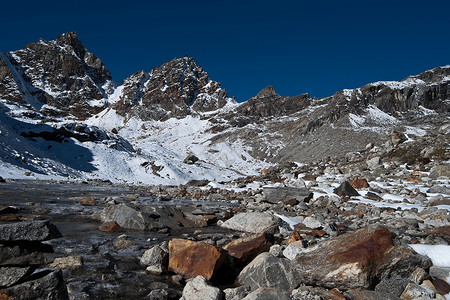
[[140, 244, 169, 275], [80, 196, 98, 206], [333, 181, 360, 197], [349, 178, 369, 189], [98, 221, 121, 232], [49, 256, 83, 270], [401, 283, 435, 299]]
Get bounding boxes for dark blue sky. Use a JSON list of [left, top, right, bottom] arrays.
[[1, 0, 449, 101]]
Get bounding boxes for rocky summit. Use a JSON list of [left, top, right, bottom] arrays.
[[0, 32, 449, 299]]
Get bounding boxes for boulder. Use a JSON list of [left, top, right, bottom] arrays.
[[183, 154, 199, 164], [80, 196, 97, 206], [290, 224, 431, 290], [429, 165, 450, 179], [237, 252, 296, 291], [223, 233, 273, 266], [140, 243, 169, 275], [180, 275, 222, 300], [349, 178, 369, 189], [0, 242, 54, 266], [400, 283, 435, 299], [347, 289, 401, 300], [242, 287, 291, 300], [391, 130, 407, 147], [0, 269, 69, 300], [0, 266, 34, 287], [93, 203, 192, 231], [263, 187, 312, 204], [429, 226, 450, 243], [366, 156, 382, 170], [0, 221, 62, 242], [49, 256, 83, 270], [220, 212, 277, 234], [333, 181, 360, 197], [168, 239, 226, 280]]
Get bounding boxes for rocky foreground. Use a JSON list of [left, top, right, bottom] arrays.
[[0, 131, 449, 299]]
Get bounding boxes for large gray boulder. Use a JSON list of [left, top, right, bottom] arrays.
[[220, 212, 277, 234], [0, 266, 34, 288], [0, 221, 62, 242], [236, 252, 296, 291], [263, 187, 312, 204], [1, 269, 69, 300], [180, 275, 222, 300]]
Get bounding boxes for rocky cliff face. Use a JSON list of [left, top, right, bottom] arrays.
[[114, 56, 235, 121], [0, 32, 113, 119]]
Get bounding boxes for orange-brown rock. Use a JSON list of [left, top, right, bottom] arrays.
[[168, 239, 226, 280], [407, 176, 421, 183], [288, 231, 303, 244], [224, 233, 273, 266], [432, 278, 450, 295], [281, 198, 299, 206], [349, 178, 369, 189], [98, 221, 121, 232], [80, 196, 97, 206], [312, 229, 327, 237], [291, 224, 431, 289]]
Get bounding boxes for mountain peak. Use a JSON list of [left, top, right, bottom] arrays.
[[256, 85, 279, 98]]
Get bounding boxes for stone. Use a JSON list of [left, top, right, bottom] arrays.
[[0, 242, 54, 266], [290, 224, 431, 290], [408, 268, 428, 284], [432, 278, 450, 296], [140, 244, 169, 275], [347, 289, 401, 300], [0, 206, 19, 214], [224, 286, 251, 300], [223, 233, 273, 266], [302, 216, 322, 229], [0, 220, 62, 242], [333, 181, 360, 197], [220, 212, 277, 234], [113, 239, 135, 250], [180, 276, 222, 300], [0, 177, 5, 183], [98, 221, 121, 232], [400, 282, 435, 299], [242, 287, 291, 300], [283, 241, 304, 260], [80, 196, 97, 206], [263, 187, 312, 204], [168, 239, 226, 280], [349, 178, 369, 189], [367, 156, 382, 169], [429, 165, 450, 179], [375, 277, 411, 296], [93, 203, 192, 231], [429, 266, 450, 280], [391, 130, 407, 147], [183, 154, 199, 164], [1, 269, 69, 300], [269, 244, 283, 257], [429, 226, 450, 243], [237, 252, 296, 291], [49, 256, 83, 270], [0, 266, 34, 287]]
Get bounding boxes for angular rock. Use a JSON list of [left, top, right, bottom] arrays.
[[429, 165, 450, 179], [347, 289, 401, 300], [168, 239, 226, 280], [283, 241, 304, 260], [224, 286, 251, 300], [0, 266, 34, 288], [291, 224, 431, 290], [0, 242, 54, 266], [263, 187, 312, 204], [237, 252, 296, 291], [0, 221, 62, 242], [0, 269, 69, 300], [140, 243, 169, 275], [223, 233, 273, 266], [375, 277, 411, 297], [400, 282, 435, 299], [367, 156, 382, 169], [391, 130, 407, 147], [429, 266, 450, 280], [432, 278, 450, 296], [98, 221, 121, 232], [93, 203, 192, 231], [180, 276, 222, 300], [80, 196, 97, 206], [430, 225, 450, 243], [0, 206, 19, 214], [333, 181, 360, 197], [349, 178, 369, 189], [220, 212, 277, 234], [183, 154, 199, 164], [49, 256, 83, 270], [242, 287, 291, 300]]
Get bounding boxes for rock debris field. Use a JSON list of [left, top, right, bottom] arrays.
[[0, 137, 449, 300]]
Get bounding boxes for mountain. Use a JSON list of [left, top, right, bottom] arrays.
[[0, 32, 448, 184]]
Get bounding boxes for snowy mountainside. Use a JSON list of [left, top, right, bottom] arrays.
[[0, 32, 448, 184]]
